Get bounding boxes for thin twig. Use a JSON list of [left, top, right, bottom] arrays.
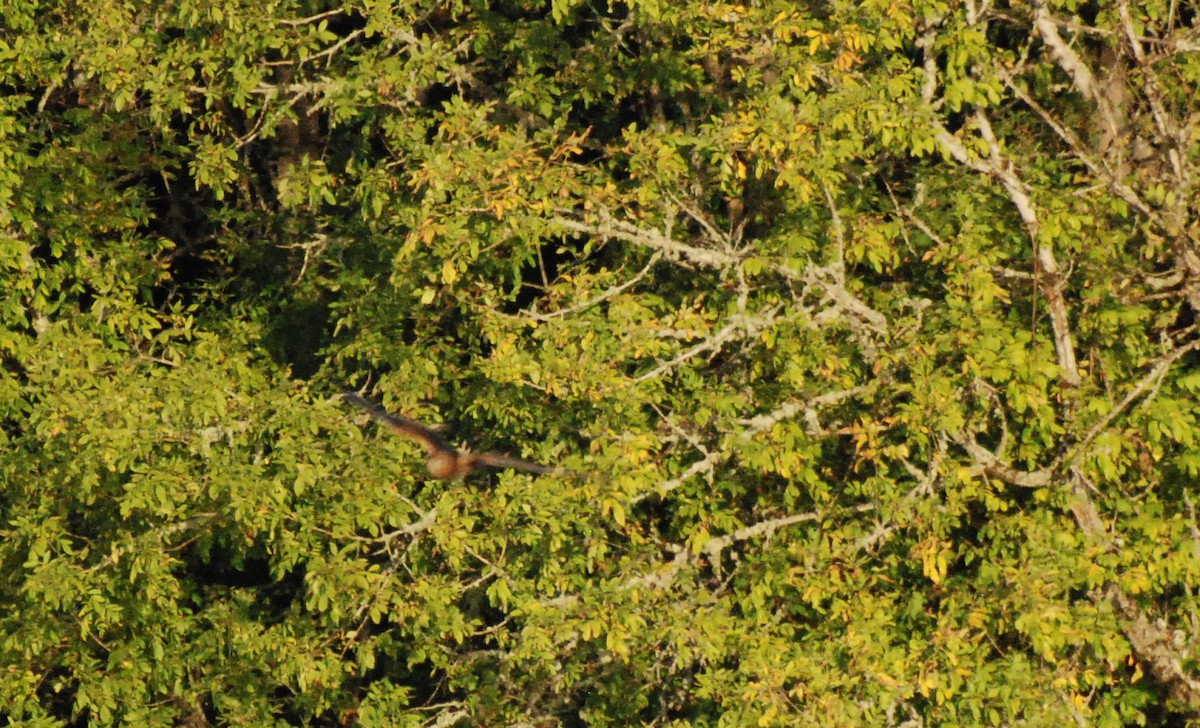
[[1061, 337, 1200, 469], [279, 8, 346, 26], [634, 307, 780, 383], [524, 253, 662, 321]]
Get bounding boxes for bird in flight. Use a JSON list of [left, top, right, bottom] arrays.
[[342, 391, 569, 479]]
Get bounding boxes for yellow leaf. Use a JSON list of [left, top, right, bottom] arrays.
[[441, 259, 458, 285]]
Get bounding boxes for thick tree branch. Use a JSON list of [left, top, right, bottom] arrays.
[[954, 433, 1053, 488], [998, 71, 1154, 218], [820, 179, 847, 284], [1108, 580, 1200, 705], [1030, 1, 1200, 312], [923, 14, 1083, 386], [701, 512, 821, 563], [736, 386, 869, 437], [1031, 1, 1122, 142], [552, 211, 740, 271], [958, 406, 1200, 709], [1116, 0, 1185, 181], [929, 114, 1081, 386], [952, 334, 1200, 710]]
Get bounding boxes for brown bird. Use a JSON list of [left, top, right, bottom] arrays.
[[342, 391, 567, 479]]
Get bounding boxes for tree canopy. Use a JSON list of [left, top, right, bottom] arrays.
[[2, 0, 1200, 725]]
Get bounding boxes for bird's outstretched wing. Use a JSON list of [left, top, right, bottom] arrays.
[[471, 451, 570, 477], [341, 391, 456, 455]]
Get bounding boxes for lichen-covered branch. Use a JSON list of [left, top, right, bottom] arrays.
[[551, 211, 741, 271]]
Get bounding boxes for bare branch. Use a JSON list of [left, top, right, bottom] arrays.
[[702, 512, 821, 563], [667, 192, 732, 251], [1116, 0, 1185, 179], [623, 546, 690, 593], [86, 513, 218, 573], [524, 253, 662, 322], [1063, 337, 1200, 468], [638, 386, 865, 504], [820, 179, 847, 283], [929, 112, 1081, 385], [918, 28, 940, 103], [1108, 584, 1200, 705], [856, 436, 948, 552], [545, 545, 690, 609], [279, 8, 346, 26], [999, 71, 1155, 217], [188, 81, 329, 98], [736, 386, 868, 436], [954, 433, 1054, 488], [1031, 1, 1122, 142], [278, 233, 331, 283], [555, 208, 889, 344], [807, 264, 890, 336], [636, 450, 723, 505], [549, 510, 824, 612], [302, 28, 366, 69], [635, 306, 781, 383], [551, 212, 740, 270]]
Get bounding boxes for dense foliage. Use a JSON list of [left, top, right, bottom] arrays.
[[2, 0, 1200, 724]]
